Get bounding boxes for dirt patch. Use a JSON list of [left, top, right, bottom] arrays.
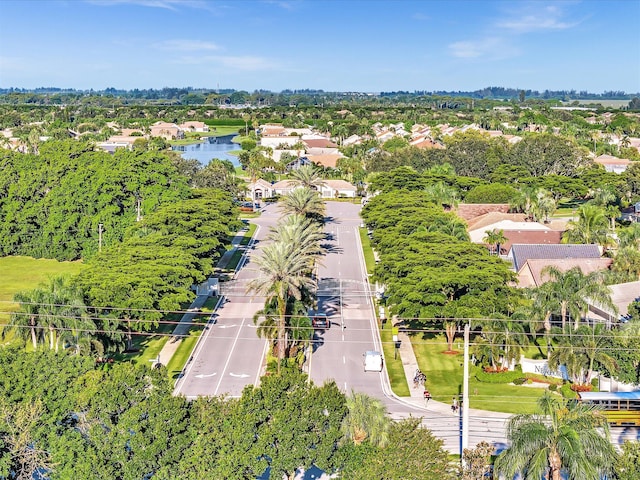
[[442, 350, 460, 355]]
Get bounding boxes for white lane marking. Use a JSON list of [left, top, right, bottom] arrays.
[[255, 340, 269, 386], [195, 372, 217, 378], [174, 295, 225, 395], [217, 324, 237, 329], [229, 373, 250, 378], [215, 317, 246, 395], [343, 356, 346, 364]]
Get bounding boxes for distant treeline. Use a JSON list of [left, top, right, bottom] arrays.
[[0, 86, 637, 107]]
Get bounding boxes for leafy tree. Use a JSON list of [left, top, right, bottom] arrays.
[[237, 370, 347, 480], [494, 392, 617, 480], [464, 183, 518, 204], [462, 441, 494, 480], [614, 440, 640, 480], [508, 133, 589, 177], [340, 418, 456, 480]]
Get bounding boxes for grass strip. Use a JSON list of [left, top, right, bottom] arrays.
[[358, 228, 375, 276], [380, 318, 410, 396], [167, 330, 201, 380]]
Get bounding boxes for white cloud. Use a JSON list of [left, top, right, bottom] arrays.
[[496, 4, 579, 33], [154, 39, 221, 51], [448, 37, 519, 60]]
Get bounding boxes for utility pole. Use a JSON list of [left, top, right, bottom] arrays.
[[98, 223, 103, 253], [461, 321, 470, 465]]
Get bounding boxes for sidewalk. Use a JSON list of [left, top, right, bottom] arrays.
[[394, 326, 510, 421], [157, 229, 247, 366]]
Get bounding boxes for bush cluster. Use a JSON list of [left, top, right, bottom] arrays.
[[475, 369, 523, 384]]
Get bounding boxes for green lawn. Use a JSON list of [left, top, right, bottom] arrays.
[[0, 256, 83, 325], [412, 334, 546, 414], [380, 317, 410, 396], [167, 330, 201, 380], [358, 228, 375, 276]]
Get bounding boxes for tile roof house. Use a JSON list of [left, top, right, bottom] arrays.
[[484, 229, 564, 255], [594, 154, 633, 174], [469, 220, 550, 244], [588, 281, 640, 324], [268, 179, 357, 198], [306, 153, 344, 169], [150, 121, 183, 140], [455, 204, 512, 223], [179, 121, 209, 133], [516, 258, 613, 288], [303, 138, 338, 149], [508, 244, 602, 272]]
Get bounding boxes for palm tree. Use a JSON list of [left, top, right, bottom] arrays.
[[618, 222, 640, 249], [246, 241, 315, 371], [541, 266, 616, 331], [423, 181, 459, 209], [268, 214, 325, 261], [511, 186, 539, 221], [424, 218, 470, 242], [8, 288, 48, 350], [532, 189, 557, 223], [482, 228, 508, 255], [562, 204, 610, 246], [288, 164, 326, 191], [341, 391, 390, 447], [279, 187, 325, 221], [494, 391, 617, 480]]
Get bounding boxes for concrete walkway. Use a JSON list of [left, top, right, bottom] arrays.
[[157, 229, 247, 366], [394, 324, 510, 421]]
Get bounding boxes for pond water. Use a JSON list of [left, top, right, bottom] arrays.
[[172, 134, 240, 166]]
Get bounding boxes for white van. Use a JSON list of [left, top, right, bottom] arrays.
[[363, 351, 383, 372]]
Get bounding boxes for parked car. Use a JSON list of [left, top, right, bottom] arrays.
[[312, 313, 330, 329]]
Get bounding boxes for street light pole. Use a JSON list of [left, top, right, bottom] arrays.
[[98, 223, 103, 253]]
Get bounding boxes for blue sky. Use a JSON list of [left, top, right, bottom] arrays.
[[1, 0, 639, 93]]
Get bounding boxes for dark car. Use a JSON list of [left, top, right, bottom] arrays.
[[312, 314, 330, 329]]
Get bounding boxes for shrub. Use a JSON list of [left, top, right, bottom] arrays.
[[512, 377, 527, 385], [548, 384, 558, 392], [570, 383, 593, 392], [475, 369, 523, 384], [560, 383, 578, 399], [483, 365, 509, 373]]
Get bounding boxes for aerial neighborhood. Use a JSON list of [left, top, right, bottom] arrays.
[[1, 86, 640, 478]]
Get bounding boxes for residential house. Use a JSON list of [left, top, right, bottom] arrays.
[[588, 281, 640, 325], [247, 179, 275, 199], [150, 121, 183, 140], [306, 153, 344, 170], [481, 229, 564, 256], [260, 136, 301, 149], [469, 220, 551, 244], [179, 121, 209, 133], [508, 244, 602, 272], [516, 258, 613, 288], [455, 204, 512, 224], [594, 154, 632, 174], [320, 180, 357, 198]]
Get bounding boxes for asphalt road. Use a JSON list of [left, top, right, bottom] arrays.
[[173, 201, 509, 452]]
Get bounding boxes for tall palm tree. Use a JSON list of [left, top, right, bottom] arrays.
[[511, 186, 539, 221], [268, 214, 325, 262], [482, 228, 508, 255], [288, 164, 326, 191], [532, 189, 557, 223], [279, 187, 325, 221], [618, 222, 640, 249], [340, 391, 390, 447], [562, 204, 610, 246], [8, 288, 48, 350], [246, 241, 315, 371], [494, 391, 617, 480], [541, 266, 616, 331], [424, 218, 470, 242]]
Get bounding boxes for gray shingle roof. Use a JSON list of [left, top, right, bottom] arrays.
[[510, 244, 601, 271]]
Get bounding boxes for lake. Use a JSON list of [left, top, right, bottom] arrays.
[[172, 134, 240, 166]]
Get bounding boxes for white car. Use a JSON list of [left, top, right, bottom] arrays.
[[363, 350, 383, 372]]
